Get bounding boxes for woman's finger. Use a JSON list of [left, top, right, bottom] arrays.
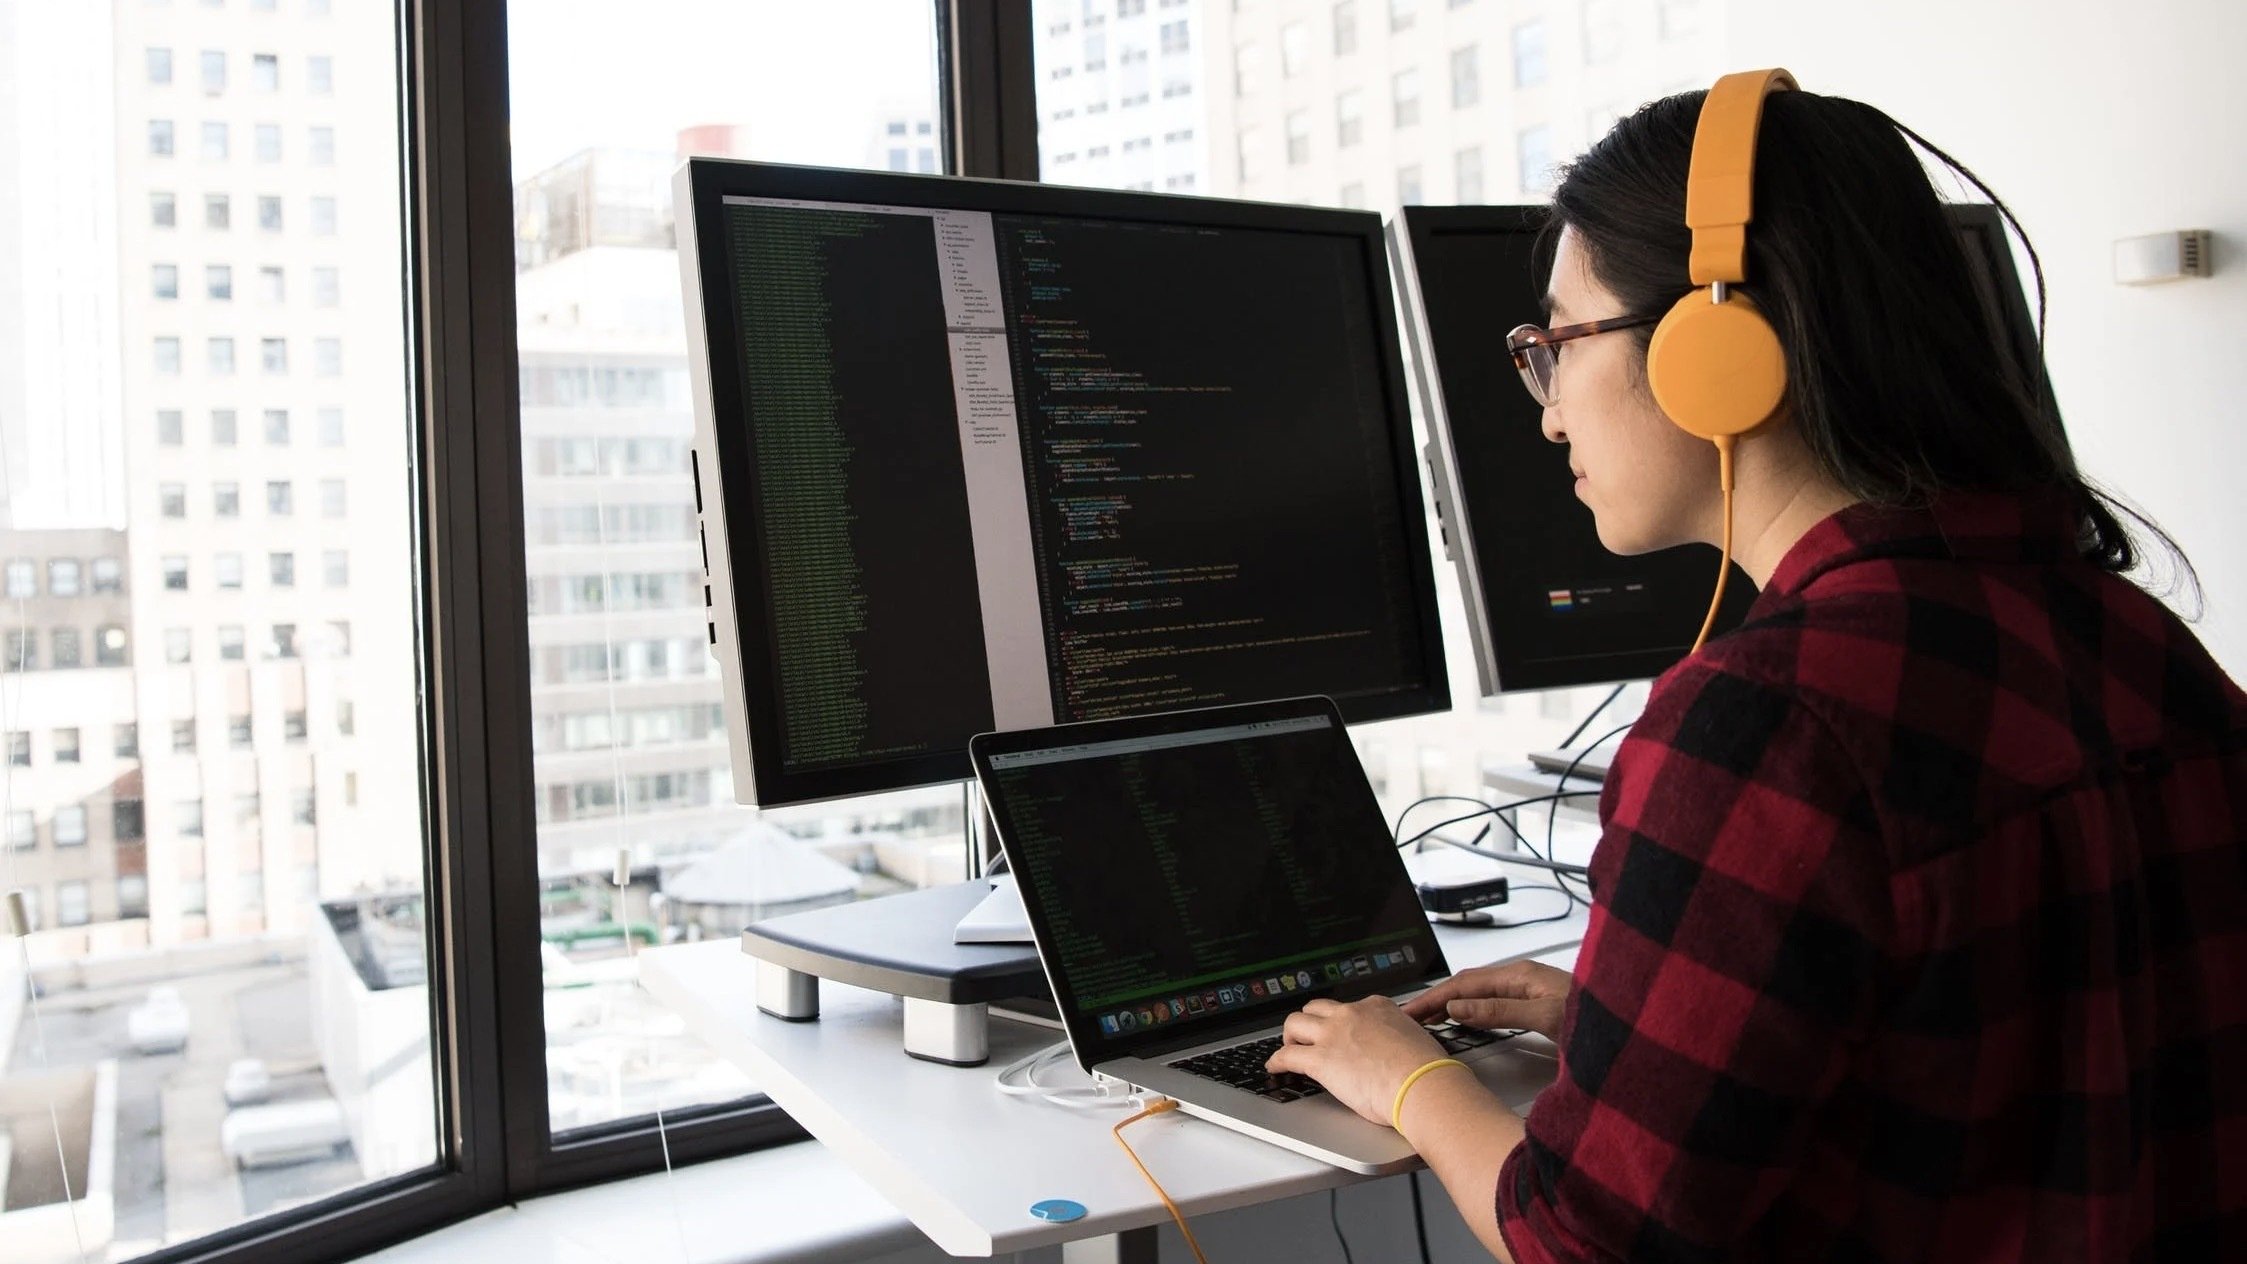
[[1281, 1008, 1326, 1045]]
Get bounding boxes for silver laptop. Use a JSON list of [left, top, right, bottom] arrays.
[[969, 696, 1559, 1175]]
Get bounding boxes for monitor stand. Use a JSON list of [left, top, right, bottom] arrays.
[[1525, 746, 1613, 782]]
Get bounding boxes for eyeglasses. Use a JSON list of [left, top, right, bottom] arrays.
[[1504, 313, 1665, 407]]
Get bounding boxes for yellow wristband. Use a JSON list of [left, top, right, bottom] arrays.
[[1390, 1058, 1468, 1133]]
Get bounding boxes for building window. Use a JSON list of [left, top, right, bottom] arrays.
[[200, 120, 228, 160], [309, 125, 335, 165], [207, 335, 235, 374], [1336, 89, 1364, 147], [3, 632, 30, 673], [149, 119, 175, 157], [91, 558, 122, 593], [259, 194, 283, 231], [171, 720, 196, 754], [1456, 145, 1487, 201], [161, 483, 188, 518], [147, 46, 173, 84], [49, 559, 81, 596], [269, 551, 295, 587], [319, 407, 345, 446], [1233, 43, 1263, 97], [293, 788, 317, 826], [154, 336, 181, 374], [1285, 110, 1312, 165], [206, 192, 230, 229], [315, 337, 342, 374], [313, 266, 338, 306], [214, 481, 240, 517], [3, 560, 29, 598], [115, 723, 138, 758], [56, 882, 90, 927], [158, 409, 185, 445], [253, 52, 279, 91], [215, 553, 243, 590], [1333, 0, 1357, 54], [1512, 21, 1547, 87], [1451, 44, 1480, 108], [271, 623, 299, 659], [311, 196, 337, 235], [265, 409, 289, 444], [255, 122, 282, 162], [235, 793, 261, 828], [307, 54, 332, 93], [1393, 68, 1421, 127], [267, 479, 293, 515], [177, 799, 204, 838], [260, 265, 284, 303], [152, 191, 177, 227], [201, 48, 227, 93], [1280, 21, 1310, 76], [96, 626, 127, 667], [118, 874, 149, 918], [1398, 163, 1425, 206], [1337, 181, 1366, 208], [7, 811, 32, 850], [1237, 127, 1263, 184], [54, 729, 80, 764], [165, 627, 193, 663], [321, 479, 346, 517], [212, 408, 237, 445], [51, 629, 82, 669], [1582, 0, 1624, 64], [55, 808, 87, 848], [262, 337, 288, 374], [154, 263, 179, 299], [1159, 19, 1189, 54], [218, 625, 245, 661], [229, 714, 253, 748], [1518, 124, 1556, 193], [6, 732, 28, 766], [1389, 0, 1414, 31], [324, 550, 349, 588]]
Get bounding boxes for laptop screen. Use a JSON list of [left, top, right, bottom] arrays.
[[973, 698, 1446, 1066]]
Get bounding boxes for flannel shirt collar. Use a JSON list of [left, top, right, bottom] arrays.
[[1755, 488, 2087, 610]]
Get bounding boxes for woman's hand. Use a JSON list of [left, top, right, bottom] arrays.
[[1401, 960, 1572, 1043], [1263, 996, 1450, 1128]]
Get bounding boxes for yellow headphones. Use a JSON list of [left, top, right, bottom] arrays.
[[1645, 67, 1797, 654]]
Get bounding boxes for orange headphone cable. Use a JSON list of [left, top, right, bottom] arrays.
[[1690, 434, 1737, 655], [1112, 1099, 1213, 1264]]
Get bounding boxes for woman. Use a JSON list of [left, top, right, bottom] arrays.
[[1265, 81, 2247, 1261]]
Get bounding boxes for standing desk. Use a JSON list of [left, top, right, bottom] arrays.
[[639, 865, 1586, 1262]]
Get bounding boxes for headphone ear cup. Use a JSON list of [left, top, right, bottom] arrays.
[[1646, 289, 1789, 441]]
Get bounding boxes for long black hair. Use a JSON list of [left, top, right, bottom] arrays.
[[1545, 88, 2195, 597]]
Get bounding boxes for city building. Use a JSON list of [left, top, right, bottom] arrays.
[[1034, 0, 1214, 194]]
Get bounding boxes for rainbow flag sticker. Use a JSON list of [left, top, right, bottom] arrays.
[[1547, 588, 1574, 610]]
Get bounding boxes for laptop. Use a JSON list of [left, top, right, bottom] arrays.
[[968, 695, 1560, 1175]]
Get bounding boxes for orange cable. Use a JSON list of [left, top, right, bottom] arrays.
[[1690, 435, 1737, 655], [1112, 1099, 1212, 1264]]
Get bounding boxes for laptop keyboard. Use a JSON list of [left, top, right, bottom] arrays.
[[1166, 1023, 1521, 1103]]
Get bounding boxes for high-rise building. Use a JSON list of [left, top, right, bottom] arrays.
[[1035, 0, 1213, 194]]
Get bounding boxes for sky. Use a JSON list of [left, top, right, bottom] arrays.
[[506, 0, 942, 180]]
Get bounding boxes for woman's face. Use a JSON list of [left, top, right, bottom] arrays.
[[1538, 226, 1717, 555]]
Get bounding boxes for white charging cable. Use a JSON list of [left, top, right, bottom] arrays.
[[993, 1039, 1149, 1110]]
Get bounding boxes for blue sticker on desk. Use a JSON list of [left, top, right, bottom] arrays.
[[1029, 1199, 1087, 1223]]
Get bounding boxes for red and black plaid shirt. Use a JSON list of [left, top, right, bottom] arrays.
[[1497, 490, 2247, 1263]]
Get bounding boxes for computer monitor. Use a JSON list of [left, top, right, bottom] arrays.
[[677, 160, 1450, 807], [1389, 202, 2053, 695]]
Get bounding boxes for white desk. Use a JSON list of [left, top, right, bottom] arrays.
[[639, 873, 1585, 1261], [1479, 762, 1607, 840]]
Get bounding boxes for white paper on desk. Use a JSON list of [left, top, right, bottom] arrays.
[[952, 874, 1033, 944]]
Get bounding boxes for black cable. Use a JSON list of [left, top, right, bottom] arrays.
[[1329, 1186, 1357, 1264], [1409, 1169, 1434, 1264], [1546, 721, 1634, 873], [1394, 792, 1602, 854], [1557, 682, 1629, 749]]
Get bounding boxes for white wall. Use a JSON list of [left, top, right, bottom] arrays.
[[1724, 0, 2247, 679]]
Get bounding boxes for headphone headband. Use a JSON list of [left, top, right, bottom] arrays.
[[1684, 68, 1797, 286]]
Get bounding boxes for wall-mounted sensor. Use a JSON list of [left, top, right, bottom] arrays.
[[2113, 230, 2213, 285]]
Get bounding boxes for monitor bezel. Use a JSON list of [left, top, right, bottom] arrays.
[[678, 158, 1452, 807]]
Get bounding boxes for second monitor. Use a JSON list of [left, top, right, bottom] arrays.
[[678, 161, 1451, 807]]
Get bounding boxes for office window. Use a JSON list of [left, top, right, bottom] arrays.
[[1336, 88, 1364, 147], [1237, 127, 1264, 183], [201, 120, 229, 160], [315, 337, 342, 374], [1513, 21, 1548, 87], [262, 337, 288, 374], [116, 723, 139, 759], [170, 719, 199, 756], [258, 194, 283, 230], [1583, 0, 1625, 64], [313, 266, 338, 306], [267, 479, 293, 515], [253, 51, 279, 90], [1455, 145, 1485, 203], [261, 265, 285, 303], [321, 479, 347, 517], [55, 807, 86, 848], [147, 46, 174, 84], [160, 482, 188, 518], [212, 407, 238, 444], [324, 549, 349, 587], [3, 559, 29, 598], [307, 54, 332, 93], [262, 409, 289, 444], [1159, 19, 1188, 54], [218, 624, 245, 661], [1285, 110, 1312, 166], [255, 122, 282, 162], [336, 698, 356, 736], [154, 263, 179, 299], [154, 336, 181, 374], [54, 729, 81, 764], [309, 125, 335, 164], [165, 627, 193, 663], [236, 793, 263, 829], [229, 714, 254, 748], [57, 882, 90, 927], [153, 191, 178, 227], [215, 552, 244, 590], [7, 812, 31, 850], [149, 119, 175, 157], [1337, 180, 1366, 208], [1233, 42, 1264, 96], [1390, 0, 1414, 31], [1393, 68, 1421, 127], [319, 407, 345, 446], [162, 556, 189, 591], [293, 788, 316, 826], [214, 481, 240, 517], [176, 798, 203, 837], [95, 626, 126, 667], [5, 732, 27, 766], [270, 551, 295, 587], [1398, 162, 1425, 205], [201, 48, 226, 93], [1518, 123, 1556, 193], [117, 873, 149, 918], [206, 191, 230, 228], [208, 335, 236, 374], [49, 559, 80, 596], [4, 632, 31, 673], [1333, 0, 1358, 54], [1451, 44, 1480, 108], [207, 263, 233, 299], [52, 628, 82, 669], [270, 623, 298, 659], [92, 558, 123, 594], [311, 197, 337, 234], [285, 709, 308, 741], [1280, 21, 1310, 77]]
